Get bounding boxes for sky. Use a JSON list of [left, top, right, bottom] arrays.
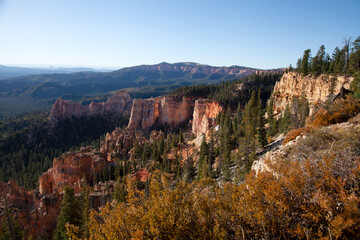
[[0, 0, 359, 69]]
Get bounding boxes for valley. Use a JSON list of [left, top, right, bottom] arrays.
[[0, 62, 280, 119], [0, 36, 359, 239]]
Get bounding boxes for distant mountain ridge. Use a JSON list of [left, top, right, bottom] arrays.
[[0, 64, 100, 80], [0, 62, 282, 99]]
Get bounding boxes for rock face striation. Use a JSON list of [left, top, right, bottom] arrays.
[[272, 72, 353, 117], [127, 95, 196, 131], [48, 90, 133, 125], [192, 99, 222, 136]]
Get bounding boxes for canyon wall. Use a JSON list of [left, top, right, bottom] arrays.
[[48, 90, 133, 125], [18, 91, 223, 238], [272, 72, 353, 116], [40, 95, 222, 197], [0, 181, 60, 239], [39, 147, 106, 195], [127, 95, 196, 131], [192, 99, 222, 136]]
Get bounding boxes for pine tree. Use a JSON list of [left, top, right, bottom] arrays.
[[80, 185, 90, 239], [197, 136, 209, 180], [291, 95, 301, 129], [311, 45, 326, 75], [281, 104, 292, 133], [162, 152, 170, 173], [296, 58, 302, 72], [331, 47, 346, 74], [53, 187, 82, 240], [171, 133, 177, 148], [152, 139, 159, 162], [301, 49, 311, 75], [257, 104, 267, 148], [0, 200, 24, 240], [256, 90, 267, 148], [113, 176, 127, 202], [311, 55, 320, 75], [182, 156, 195, 182], [267, 98, 277, 136], [233, 103, 243, 139], [208, 128, 215, 177], [158, 137, 165, 158], [219, 107, 232, 182], [299, 93, 310, 126], [234, 137, 257, 183], [291, 93, 309, 129], [343, 37, 351, 72], [243, 90, 258, 143], [114, 160, 121, 179], [179, 129, 184, 144], [349, 36, 360, 73]]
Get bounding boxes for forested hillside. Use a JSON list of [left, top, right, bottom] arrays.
[[0, 113, 128, 189], [0, 62, 280, 119], [171, 72, 282, 107]]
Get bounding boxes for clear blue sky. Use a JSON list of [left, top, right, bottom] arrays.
[[0, 0, 359, 69]]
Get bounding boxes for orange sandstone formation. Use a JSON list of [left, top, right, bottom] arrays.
[[127, 95, 196, 131], [272, 72, 353, 116], [192, 99, 222, 136], [48, 90, 133, 125], [39, 147, 105, 195]]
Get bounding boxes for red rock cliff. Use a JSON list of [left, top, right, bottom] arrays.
[[39, 147, 106, 195], [192, 100, 222, 136], [272, 72, 354, 116], [0, 181, 60, 239], [127, 95, 196, 130], [48, 90, 133, 125]]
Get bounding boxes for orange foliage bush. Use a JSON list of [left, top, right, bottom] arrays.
[[69, 151, 360, 239], [283, 126, 310, 145], [284, 97, 360, 146], [309, 97, 360, 128]]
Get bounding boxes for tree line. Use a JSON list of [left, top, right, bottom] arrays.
[[171, 73, 283, 108], [295, 36, 360, 75]]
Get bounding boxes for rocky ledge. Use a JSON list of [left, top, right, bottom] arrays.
[[272, 72, 353, 116]]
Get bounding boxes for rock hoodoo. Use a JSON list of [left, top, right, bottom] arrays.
[[192, 99, 222, 136], [127, 95, 196, 131], [100, 128, 146, 162], [48, 90, 133, 125], [272, 72, 353, 116]]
